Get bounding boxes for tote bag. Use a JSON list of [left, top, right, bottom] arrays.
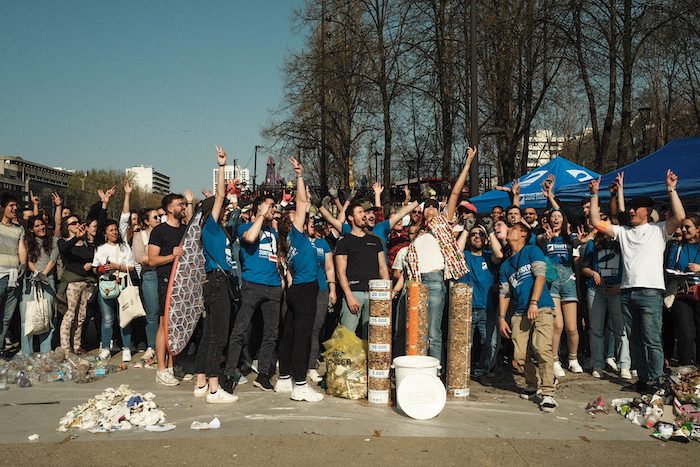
[[118, 271, 146, 328], [25, 282, 50, 336]]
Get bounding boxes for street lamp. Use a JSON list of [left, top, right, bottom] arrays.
[[253, 145, 263, 194]]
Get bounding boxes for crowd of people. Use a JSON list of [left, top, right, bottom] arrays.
[[1, 146, 698, 414]]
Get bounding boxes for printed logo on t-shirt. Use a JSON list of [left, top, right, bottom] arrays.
[[508, 264, 532, 289]]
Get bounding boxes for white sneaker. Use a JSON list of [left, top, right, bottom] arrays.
[[568, 360, 583, 373], [553, 360, 566, 378], [99, 348, 111, 360], [206, 387, 239, 404], [291, 383, 324, 402], [307, 369, 322, 383], [141, 347, 155, 361], [620, 368, 632, 380], [274, 377, 294, 393], [156, 368, 180, 387], [630, 369, 638, 377], [193, 383, 209, 397], [540, 395, 558, 413], [591, 367, 603, 379], [605, 357, 618, 371], [122, 348, 132, 362]]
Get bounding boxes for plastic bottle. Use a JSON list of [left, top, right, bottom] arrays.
[[16, 371, 32, 388], [645, 407, 663, 429]]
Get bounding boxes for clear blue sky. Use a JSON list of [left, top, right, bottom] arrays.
[[0, 0, 304, 194]]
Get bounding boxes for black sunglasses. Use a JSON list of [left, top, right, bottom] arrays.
[[470, 232, 486, 237]]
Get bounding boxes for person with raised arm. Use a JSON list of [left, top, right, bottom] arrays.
[[588, 170, 685, 393]]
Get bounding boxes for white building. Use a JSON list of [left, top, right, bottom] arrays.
[[126, 166, 170, 195], [213, 165, 250, 192], [526, 130, 566, 170]]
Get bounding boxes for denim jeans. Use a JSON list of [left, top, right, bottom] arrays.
[[587, 285, 630, 369], [308, 288, 330, 368], [224, 280, 282, 377], [140, 270, 159, 349], [0, 275, 20, 346], [620, 288, 663, 382], [340, 291, 370, 339], [19, 276, 56, 355], [422, 271, 446, 366], [472, 307, 498, 376], [194, 271, 231, 377], [97, 291, 132, 350]]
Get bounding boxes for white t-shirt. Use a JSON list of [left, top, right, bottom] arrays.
[[613, 221, 671, 290], [393, 247, 408, 271], [413, 232, 445, 273], [92, 242, 138, 281]]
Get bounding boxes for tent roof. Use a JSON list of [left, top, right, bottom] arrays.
[[470, 156, 599, 212], [555, 136, 700, 207]]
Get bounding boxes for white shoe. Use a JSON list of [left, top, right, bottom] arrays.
[[605, 357, 618, 371], [122, 348, 132, 362], [156, 368, 180, 387], [291, 383, 324, 402], [193, 383, 209, 397], [540, 395, 558, 413], [99, 349, 111, 360], [630, 369, 638, 377], [591, 367, 603, 379], [307, 369, 322, 383], [553, 360, 566, 378], [620, 368, 632, 380], [568, 360, 583, 373], [141, 347, 155, 361], [274, 377, 293, 393], [206, 387, 239, 404]]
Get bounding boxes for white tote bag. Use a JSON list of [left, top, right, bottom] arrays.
[[25, 282, 50, 336], [118, 272, 146, 328]]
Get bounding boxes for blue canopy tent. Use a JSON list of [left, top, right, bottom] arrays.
[[555, 136, 700, 207], [470, 156, 599, 212]]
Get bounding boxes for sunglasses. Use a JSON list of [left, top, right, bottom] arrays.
[[470, 232, 486, 238], [67, 221, 79, 226], [681, 225, 693, 230], [411, 210, 422, 214]]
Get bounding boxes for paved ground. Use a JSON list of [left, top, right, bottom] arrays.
[[1, 351, 698, 466]]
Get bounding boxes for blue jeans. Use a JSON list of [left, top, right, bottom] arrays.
[[340, 291, 370, 339], [620, 288, 663, 382], [19, 276, 56, 355], [422, 271, 446, 366], [587, 285, 630, 369], [140, 270, 159, 349], [472, 307, 498, 376], [0, 275, 20, 347], [97, 291, 132, 349]]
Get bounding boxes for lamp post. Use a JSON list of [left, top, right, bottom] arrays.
[[253, 145, 263, 194]]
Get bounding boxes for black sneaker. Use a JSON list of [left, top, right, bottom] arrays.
[[520, 386, 542, 400], [472, 374, 491, 387], [253, 374, 273, 391], [622, 380, 651, 393], [221, 374, 237, 394]]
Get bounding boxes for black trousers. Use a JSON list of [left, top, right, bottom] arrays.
[[194, 271, 231, 377], [672, 298, 700, 365], [278, 281, 319, 382]]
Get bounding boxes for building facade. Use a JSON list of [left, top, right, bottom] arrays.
[[0, 156, 72, 209], [126, 166, 170, 195], [213, 165, 250, 192]]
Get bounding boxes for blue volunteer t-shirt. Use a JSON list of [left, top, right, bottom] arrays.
[[310, 237, 331, 290], [542, 235, 575, 267], [583, 240, 622, 287], [287, 225, 319, 285], [237, 223, 282, 286], [202, 214, 236, 273], [457, 250, 496, 310], [667, 242, 700, 273], [500, 245, 555, 315]]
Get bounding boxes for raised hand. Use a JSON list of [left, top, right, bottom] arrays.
[[615, 172, 624, 190], [328, 186, 338, 199], [30, 190, 39, 205], [666, 169, 678, 190], [287, 157, 303, 176], [511, 180, 521, 197], [466, 146, 477, 162], [215, 145, 227, 166], [588, 176, 601, 195], [185, 189, 194, 204], [373, 182, 384, 196], [124, 178, 133, 195], [201, 188, 213, 198], [51, 192, 62, 206], [282, 189, 293, 203], [347, 187, 357, 202]]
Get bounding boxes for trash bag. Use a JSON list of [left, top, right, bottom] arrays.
[[321, 325, 368, 400]]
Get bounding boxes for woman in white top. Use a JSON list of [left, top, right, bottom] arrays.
[[92, 220, 137, 361]]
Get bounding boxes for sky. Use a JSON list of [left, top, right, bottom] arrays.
[[0, 0, 305, 194]]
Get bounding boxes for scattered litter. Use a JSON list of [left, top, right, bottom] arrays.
[[373, 430, 382, 437], [57, 435, 76, 444], [28, 434, 40, 441], [145, 424, 176, 432], [578, 436, 590, 443], [57, 385, 165, 432], [190, 417, 220, 430], [585, 396, 608, 414], [556, 416, 568, 420], [0, 350, 127, 386]]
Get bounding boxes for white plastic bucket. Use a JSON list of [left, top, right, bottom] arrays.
[[392, 355, 441, 388], [392, 356, 445, 420]]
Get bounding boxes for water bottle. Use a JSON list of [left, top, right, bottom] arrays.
[[16, 371, 32, 388]]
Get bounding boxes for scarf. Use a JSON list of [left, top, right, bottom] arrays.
[[406, 213, 469, 282]]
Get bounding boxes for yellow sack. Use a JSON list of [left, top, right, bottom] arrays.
[[321, 325, 368, 400]]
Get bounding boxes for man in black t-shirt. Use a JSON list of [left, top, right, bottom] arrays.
[[149, 193, 187, 386], [335, 201, 389, 338]]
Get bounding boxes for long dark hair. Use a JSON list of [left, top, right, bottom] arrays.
[[25, 215, 54, 264], [60, 215, 81, 239], [97, 219, 126, 246], [547, 208, 572, 244]]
